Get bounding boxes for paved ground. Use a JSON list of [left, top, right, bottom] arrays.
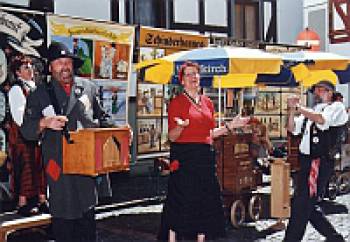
[[3, 171, 350, 242]]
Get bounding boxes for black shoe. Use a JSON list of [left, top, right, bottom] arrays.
[[38, 201, 49, 214], [17, 204, 39, 217], [325, 233, 345, 242]]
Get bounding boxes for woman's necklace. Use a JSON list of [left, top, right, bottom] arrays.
[[183, 90, 201, 105]]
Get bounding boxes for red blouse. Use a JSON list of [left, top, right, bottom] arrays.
[[168, 93, 216, 144]]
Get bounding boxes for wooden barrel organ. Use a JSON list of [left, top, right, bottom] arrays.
[[214, 132, 263, 228]]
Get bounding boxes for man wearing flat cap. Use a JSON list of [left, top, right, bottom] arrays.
[[284, 80, 347, 242], [20, 42, 108, 242]]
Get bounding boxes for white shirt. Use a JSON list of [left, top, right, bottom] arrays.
[[8, 79, 36, 126], [293, 102, 348, 155]]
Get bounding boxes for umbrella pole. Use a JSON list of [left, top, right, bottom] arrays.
[[219, 76, 222, 125]]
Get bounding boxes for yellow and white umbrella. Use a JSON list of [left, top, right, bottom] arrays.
[[136, 46, 282, 85], [280, 51, 350, 87]]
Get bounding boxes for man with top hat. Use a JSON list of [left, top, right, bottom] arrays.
[[20, 42, 108, 242], [284, 80, 347, 242]]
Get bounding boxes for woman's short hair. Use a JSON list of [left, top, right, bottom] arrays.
[[177, 61, 200, 84], [10, 54, 32, 75]]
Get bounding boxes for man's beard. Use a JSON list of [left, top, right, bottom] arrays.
[[314, 95, 322, 104], [52, 69, 74, 83]]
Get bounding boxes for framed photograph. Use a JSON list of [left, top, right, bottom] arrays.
[[51, 36, 93, 78], [255, 92, 281, 115], [154, 96, 163, 115], [94, 41, 119, 80], [281, 115, 288, 138], [137, 118, 161, 153], [137, 84, 163, 117], [91, 79, 128, 125], [256, 115, 281, 138], [281, 92, 299, 114], [160, 117, 170, 152], [139, 47, 165, 62]]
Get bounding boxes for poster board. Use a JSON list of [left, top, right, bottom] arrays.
[[47, 14, 135, 126]]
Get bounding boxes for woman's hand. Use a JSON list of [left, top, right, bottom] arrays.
[[168, 117, 189, 142], [227, 115, 250, 130], [174, 117, 190, 128]]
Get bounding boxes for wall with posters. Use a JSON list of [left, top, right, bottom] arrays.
[[252, 86, 307, 140], [137, 27, 209, 156], [47, 14, 134, 126]]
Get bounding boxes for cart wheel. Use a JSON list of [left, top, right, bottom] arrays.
[[230, 200, 245, 228], [327, 174, 338, 200], [337, 173, 350, 194], [248, 195, 262, 221]]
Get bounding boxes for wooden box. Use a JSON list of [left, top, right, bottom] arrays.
[[63, 128, 130, 176], [271, 158, 291, 218], [214, 133, 254, 194]]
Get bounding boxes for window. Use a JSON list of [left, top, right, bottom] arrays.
[[124, 0, 165, 28], [235, 2, 258, 40]]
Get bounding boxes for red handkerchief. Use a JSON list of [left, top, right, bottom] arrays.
[[308, 158, 320, 197], [46, 159, 61, 181]]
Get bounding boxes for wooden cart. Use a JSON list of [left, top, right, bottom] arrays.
[[214, 133, 263, 228]]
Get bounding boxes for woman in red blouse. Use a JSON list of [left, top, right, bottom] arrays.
[[158, 61, 249, 242]]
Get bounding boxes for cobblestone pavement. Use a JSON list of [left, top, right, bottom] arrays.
[[4, 173, 350, 241], [94, 194, 350, 242]]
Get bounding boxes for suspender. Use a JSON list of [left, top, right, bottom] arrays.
[[301, 117, 308, 136], [45, 81, 73, 144]]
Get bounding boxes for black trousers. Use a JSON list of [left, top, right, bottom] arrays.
[[52, 208, 96, 242], [284, 154, 342, 242]]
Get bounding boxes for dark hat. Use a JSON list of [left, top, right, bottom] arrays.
[[47, 42, 83, 69], [310, 80, 335, 93]]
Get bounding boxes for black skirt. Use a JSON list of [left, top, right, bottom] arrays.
[[158, 143, 226, 240]]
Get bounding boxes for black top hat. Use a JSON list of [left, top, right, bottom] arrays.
[[47, 42, 83, 69], [310, 80, 335, 93]]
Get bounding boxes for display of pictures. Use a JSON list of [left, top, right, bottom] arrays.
[[137, 118, 162, 153], [252, 86, 307, 138], [255, 91, 281, 115], [47, 14, 134, 125]]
